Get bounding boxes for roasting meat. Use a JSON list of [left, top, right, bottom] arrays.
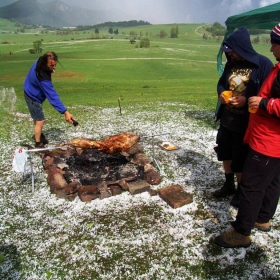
[[62, 132, 140, 154]]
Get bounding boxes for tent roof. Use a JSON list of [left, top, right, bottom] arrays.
[[217, 2, 280, 76], [225, 2, 280, 30]]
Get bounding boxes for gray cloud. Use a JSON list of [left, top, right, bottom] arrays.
[[2, 0, 280, 25], [57, 0, 280, 24]]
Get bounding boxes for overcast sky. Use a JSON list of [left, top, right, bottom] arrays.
[[2, 0, 280, 25], [47, 0, 280, 24]]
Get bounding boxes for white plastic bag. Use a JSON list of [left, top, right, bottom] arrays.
[[12, 148, 28, 173]]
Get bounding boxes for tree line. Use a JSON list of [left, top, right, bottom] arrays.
[[76, 20, 151, 31], [205, 22, 271, 37]]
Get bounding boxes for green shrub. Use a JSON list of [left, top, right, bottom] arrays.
[[140, 38, 150, 48]]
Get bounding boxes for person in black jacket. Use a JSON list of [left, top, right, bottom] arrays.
[[215, 23, 280, 248], [213, 27, 273, 207]]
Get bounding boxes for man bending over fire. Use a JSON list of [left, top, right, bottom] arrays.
[[23, 51, 75, 148]]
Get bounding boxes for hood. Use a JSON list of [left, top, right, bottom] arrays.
[[222, 27, 259, 66]]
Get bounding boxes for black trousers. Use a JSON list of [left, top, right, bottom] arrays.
[[231, 148, 280, 236]]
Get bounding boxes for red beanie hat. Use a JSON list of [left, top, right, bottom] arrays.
[[271, 23, 280, 44]]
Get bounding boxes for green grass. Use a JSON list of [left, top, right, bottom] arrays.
[[0, 20, 275, 144], [0, 21, 275, 116], [0, 21, 279, 280], [0, 20, 275, 145]]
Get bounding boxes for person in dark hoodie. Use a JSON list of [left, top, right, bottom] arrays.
[[214, 23, 280, 248], [213, 27, 273, 207], [24, 51, 76, 148]]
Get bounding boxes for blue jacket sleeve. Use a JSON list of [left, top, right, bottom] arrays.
[[40, 80, 67, 114]]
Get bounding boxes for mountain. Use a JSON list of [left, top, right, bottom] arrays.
[[0, 0, 16, 7], [0, 0, 130, 27]]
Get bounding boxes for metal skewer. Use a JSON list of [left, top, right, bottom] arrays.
[[141, 132, 170, 172], [24, 146, 70, 192]]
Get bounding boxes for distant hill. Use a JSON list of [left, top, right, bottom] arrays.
[[0, 0, 16, 7], [0, 0, 134, 27]]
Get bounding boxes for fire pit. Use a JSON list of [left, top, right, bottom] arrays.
[[41, 132, 162, 202]]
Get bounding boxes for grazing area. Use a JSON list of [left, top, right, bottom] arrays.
[[0, 21, 279, 279]]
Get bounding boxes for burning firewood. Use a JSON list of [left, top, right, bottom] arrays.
[[59, 132, 140, 154]]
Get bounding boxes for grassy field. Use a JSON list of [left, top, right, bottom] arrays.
[[0, 20, 274, 114], [1, 20, 279, 280]]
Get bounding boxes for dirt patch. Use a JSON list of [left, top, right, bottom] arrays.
[[56, 71, 84, 78]]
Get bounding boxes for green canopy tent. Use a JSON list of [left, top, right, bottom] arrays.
[[217, 2, 280, 76], [215, 2, 280, 115]]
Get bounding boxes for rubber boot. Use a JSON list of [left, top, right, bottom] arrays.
[[32, 133, 49, 145], [230, 182, 241, 208], [35, 141, 46, 148], [213, 173, 235, 198], [40, 133, 49, 144]]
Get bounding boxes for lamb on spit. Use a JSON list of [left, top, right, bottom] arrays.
[[60, 132, 140, 154]]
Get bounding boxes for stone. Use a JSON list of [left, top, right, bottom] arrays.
[[117, 179, 129, 190], [117, 163, 140, 179], [57, 162, 69, 170], [54, 189, 77, 201], [100, 191, 111, 199], [47, 147, 76, 158], [145, 168, 161, 185], [43, 155, 69, 170], [43, 156, 55, 170], [158, 184, 193, 209], [47, 167, 67, 190], [110, 184, 123, 196], [144, 163, 154, 171], [78, 185, 99, 202], [130, 153, 151, 166], [97, 181, 107, 193], [106, 178, 129, 191], [64, 181, 81, 194], [121, 143, 144, 156], [149, 188, 158, 196], [128, 180, 150, 195], [79, 193, 99, 202]]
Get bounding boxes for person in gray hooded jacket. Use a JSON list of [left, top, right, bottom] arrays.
[[213, 27, 273, 206]]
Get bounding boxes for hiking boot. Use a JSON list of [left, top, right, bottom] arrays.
[[254, 221, 271, 232], [32, 133, 49, 145], [214, 227, 251, 248], [213, 181, 235, 198]]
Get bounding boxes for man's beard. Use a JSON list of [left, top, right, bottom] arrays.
[[231, 59, 246, 66]]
